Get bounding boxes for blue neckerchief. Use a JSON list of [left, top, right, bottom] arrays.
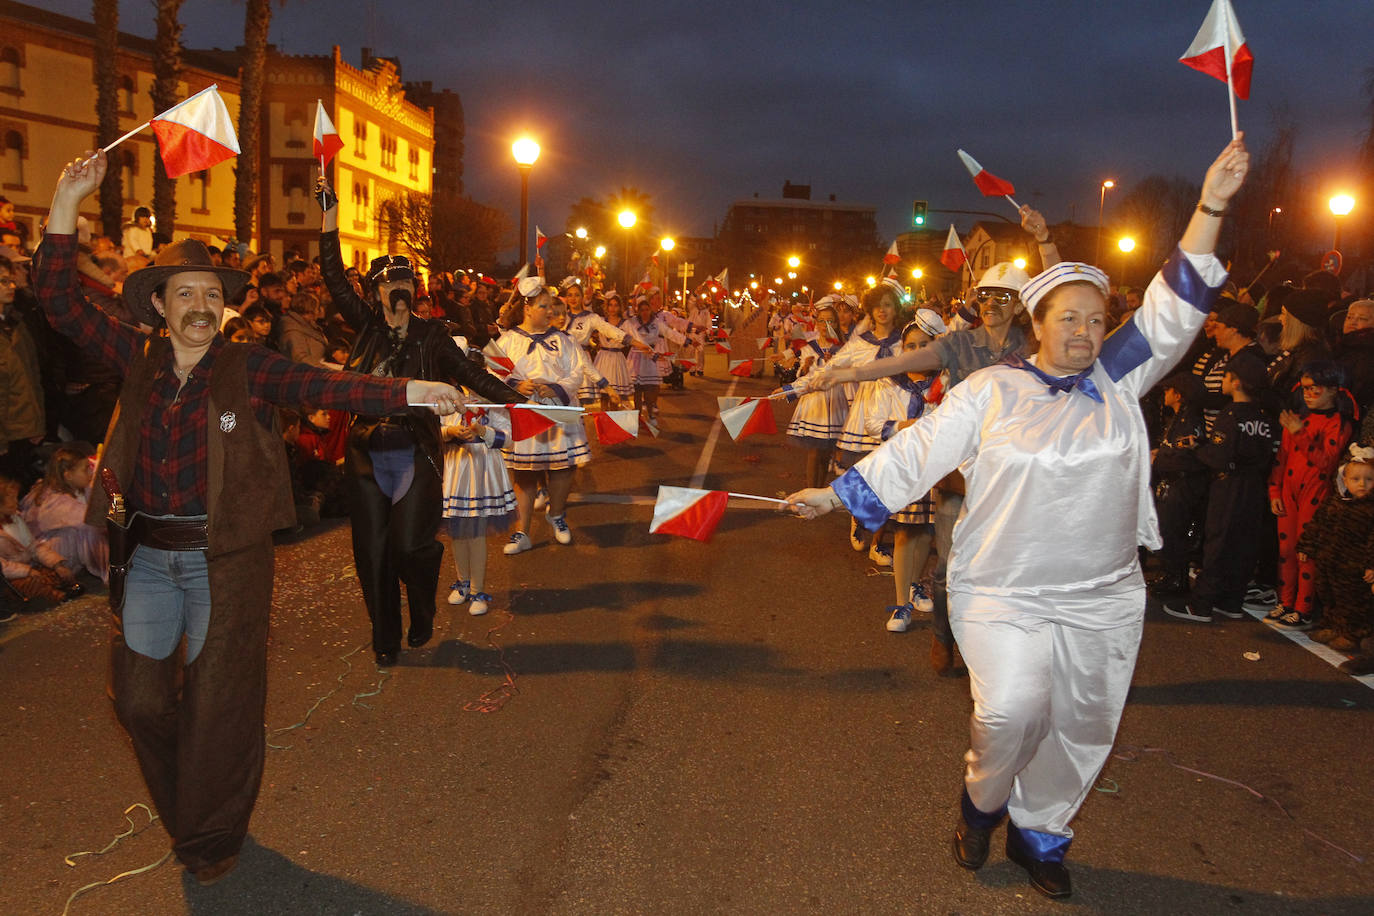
[[1003, 354, 1103, 403], [861, 329, 902, 360], [894, 375, 935, 419], [513, 327, 560, 354]]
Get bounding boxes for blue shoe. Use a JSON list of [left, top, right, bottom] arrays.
[[447, 579, 470, 606], [886, 603, 914, 633], [910, 583, 935, 613]]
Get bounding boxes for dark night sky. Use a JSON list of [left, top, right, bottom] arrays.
[[42, 0, 1373, 253]]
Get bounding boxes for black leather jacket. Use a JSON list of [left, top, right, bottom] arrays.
[[319, 230, 522, 471]]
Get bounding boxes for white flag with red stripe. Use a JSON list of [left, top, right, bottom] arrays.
[[649, 486, 730, 542], [715, 340, 732, 353], [882, 240, 900, 266], [1180, 0, 1253, 100], [728, 358, 755, 377], [313, 100, 344, 166], [150, 85, 239, 178], [719, 397, 776, 440], [482, 340, 514, 378], [593, 409, 639, 445], [508, 404, 581, 441], [536, 226, 547, 250], [940, 225, 966, 272], [957, 149, 1016, 198]]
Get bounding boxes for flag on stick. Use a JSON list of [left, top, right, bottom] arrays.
[[1180, 0, 1252, 137], [719, 397, 776, 440], [882, 241, 900, 266], [640, 409, 660, 437], [593, 409, 639, 445], [715, 340, 732, 354], [728, 358, 755, 377], [482, 341, 515, 378], [649, 486, 730, 542], [755, 336, 772, 350], [957, 149, 1019, 211], [313, 100, 344, 167], [714, 268, 730, 292], [536, 226, 547, 250], [147, 85, 239, 178], [939, 225, 967, 272]]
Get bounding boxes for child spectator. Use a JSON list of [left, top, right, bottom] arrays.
[[1267, 361, 1356, 628], [1297, 445, 1374, 654], [0, 475, 83, 603], [1150, 372, 1208, 596], [20, 444, 106, 581], [1165, 350, 1278, 623], [440, 405, 516, 616]]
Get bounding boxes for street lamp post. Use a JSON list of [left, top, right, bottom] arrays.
[[1117, 236, 1135, 287], [660, 237, 675, 299], [617, 209, 637, 294], [1095, 179, 1115, 267], [1329, 194, 1355, 251], [512, 137, 540, 268]]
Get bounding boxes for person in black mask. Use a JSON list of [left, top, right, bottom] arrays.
[[315, 177, 523, 666]]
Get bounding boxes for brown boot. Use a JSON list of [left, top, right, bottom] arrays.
[[192, 854, 239, 887], [946, 642, 968, 678], [931, 636, 953, 675]]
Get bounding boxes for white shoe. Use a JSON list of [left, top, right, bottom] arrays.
[[532, 488, 549, 512], [868, 541, 893, 567], [547, 513, 573, 545], [886, 604, 913, 633], [446, 579, 469, 605], [909, 583, 935, 614], [469, 592, 491, 616], [503, 531, 532, 555], [849, 518, 867, 552]]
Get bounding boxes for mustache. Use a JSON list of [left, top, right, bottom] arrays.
[[180, 310, 216, 329]]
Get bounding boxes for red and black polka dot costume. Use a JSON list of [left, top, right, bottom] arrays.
[[1269, 411, 1353, 616]]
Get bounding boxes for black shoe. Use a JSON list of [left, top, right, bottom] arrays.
[[953, 823, 993, 869], [1005, 838, 1072, 900], [406, 623, 433, 648], [375, 651, 398, 667]]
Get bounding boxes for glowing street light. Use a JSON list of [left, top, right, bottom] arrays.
[[787, 255, 801, 269], [1012, 257, 1027, 270], [617, 210, 636, 228], [911, 268, 923, 279], [832, 281, 843, 291], [617, 210, 637, 292], [594, 245, 606, 259], [659, 237, 675, 297], [511, 136, 541, 267], [865, 276, 877, 288], [1096, 178, 1115, 266], [660, 237, 675, 251], [774, 276, 784, 284], [574, 226, 588, 240], [1117, 236, 1136, 287], [1330, 194, 1355, 250]]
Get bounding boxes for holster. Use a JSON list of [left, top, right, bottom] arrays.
[[106, 518, 133, 620], [104, 513, 211, 620]]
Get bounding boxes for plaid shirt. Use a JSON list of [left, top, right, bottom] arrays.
[[35, 234, 409, 516]]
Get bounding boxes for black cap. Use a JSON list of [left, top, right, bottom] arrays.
[[1214, 299, 1258, 337], [366, 254, 414, 286], [1225, 349, 1269, 392]]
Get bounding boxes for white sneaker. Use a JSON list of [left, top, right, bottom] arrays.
[[469, 592, 491, 616], [849, 518, 867, 552], [503, 531, 532, 555], [446, 579, 469, 605], [532, 488, 549, 512], [547, 513, 573, 545], [886, 604, 913, 633], [868, 541, 893, 567], [909, 583, 935, 613]]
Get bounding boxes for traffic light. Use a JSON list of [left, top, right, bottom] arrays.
[[912, 200, 928, 227]]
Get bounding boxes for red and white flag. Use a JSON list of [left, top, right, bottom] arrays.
[[882, 241, 900, 266], [1180, 0, 1253, 100], [714, 268, 729, 292], [593, 409, 638, 445], [940, 225, 966, 272], [719, 397, 776, 440], [536, 226, 547, 250], [755, 336, 772, 350], [715, 340, 732, 354], [149, 84, 239, 178], [649, 486, 729, 542], [508, 404, 579, 441], [640, 409, 660, 437], [675, 357, 697, 371], [728, 358, 755, 377], [957, 149, 1016, 198], [482, 340, 514, 378], [717, 396, 748, 412], [313, 100, 344, 167]]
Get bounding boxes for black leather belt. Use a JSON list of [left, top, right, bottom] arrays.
[[129, 513, 209, 551]]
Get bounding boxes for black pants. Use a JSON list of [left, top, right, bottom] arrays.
[[1191, 473, 1267, 612], [345, 446, 443, 654], [1154, 472, 1208, 582]]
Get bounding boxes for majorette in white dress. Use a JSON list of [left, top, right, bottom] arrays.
[[861, 373, 946, 525], [832, 249, 1226, 858], [488, 327, 591, 470], [566, 308, 643, 402], [440, 405, 516, 538], [623, 312, 689, 386], [781, 340, 848, 447], [830, 329, 905, 458]]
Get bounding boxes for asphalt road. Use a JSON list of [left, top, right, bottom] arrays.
[[2, 356, 1371, 915]]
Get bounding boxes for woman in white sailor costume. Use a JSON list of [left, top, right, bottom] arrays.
[[559, 279, 650, 403], [622, 295, 690, 420], [860, 310, 948, 635], [789, 137, 1247, 900], [488, 282, 590, 552], [777, 299, 850, 489], [832, 280, 908, 562], [594, 294, 636, 410], [440, 403, 515, 615]]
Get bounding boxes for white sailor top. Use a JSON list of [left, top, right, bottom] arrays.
[[832, 249, 1226, 624], [489, 326, 582, 404], [566, 309, 641, 350]]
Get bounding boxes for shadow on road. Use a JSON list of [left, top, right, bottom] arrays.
[[1128, 677, 1370, 709], [498, 580, 704, 615], [181, 838, 442, 915]]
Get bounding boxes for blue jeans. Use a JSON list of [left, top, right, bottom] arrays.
[[123, 545, 212, 663], [370, 447, 416, 504]]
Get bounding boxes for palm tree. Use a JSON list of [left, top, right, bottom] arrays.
[[150, 0, 184, 239], [93, 0, 123, 241], [234, 0, 274, 249]]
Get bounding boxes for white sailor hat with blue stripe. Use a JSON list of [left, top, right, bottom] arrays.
[[1020, 262, 1111, 316]]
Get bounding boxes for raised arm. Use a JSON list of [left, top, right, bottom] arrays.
[[315, 176, 372, 333], [1020, 205, 1060, 269]]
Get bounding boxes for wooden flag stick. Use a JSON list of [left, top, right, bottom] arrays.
[[725, 492, 791, 506]]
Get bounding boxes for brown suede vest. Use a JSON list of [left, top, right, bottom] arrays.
[[87, 338, 297, 557]]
